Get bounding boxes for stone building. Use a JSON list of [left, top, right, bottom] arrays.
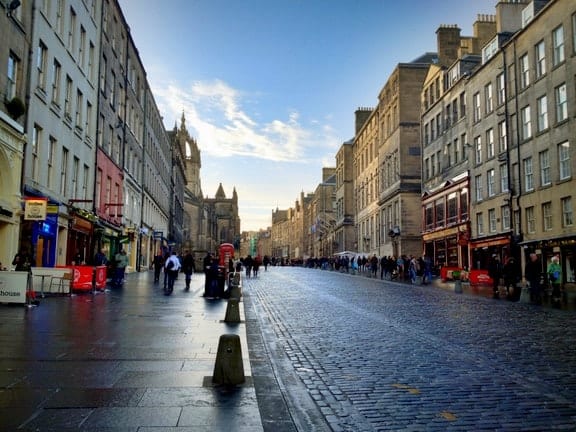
[[95, 0, 150, 272], [270, 190, 313, 262], [311, 168, 336, 257], [21, 0, 100, 267], [467, 0, 576, 281], [140, 84, 172, 269], [421, 17, 495, 270], [334, 139, 356, 253], [176, 115, 240, 262], [355, 54, 437, 259], [0, 0, 29, 268], [420, 0, 576, 286]]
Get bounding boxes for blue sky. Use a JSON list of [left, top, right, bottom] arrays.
[[118, 0, 496, 231]]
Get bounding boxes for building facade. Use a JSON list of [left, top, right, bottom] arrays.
[[1, 0, 186, 273], [374, 57, 436, 259], [334, 140, 356, 253], [0, 0, 29, 268], [22, 0, 101, 267], [267, 0, 576, 293], [421, 18, 494, 270]]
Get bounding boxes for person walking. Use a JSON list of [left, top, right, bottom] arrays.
[[525, 253, 542, 305], [488, 254, 502, 299], [182, 250, 195, 291], [409, 255, 419, 284], [370, 254, 378, 278], [163, 251, 181, 295], [202, 252, 213, 297], [547, 255, 563, 307], [502, 256, 519, 301], [152, 251, 164, 283], [422, 255, 433, 285], [113, 249, 129, 288], [380, 256, 387, 280], [396, 256, 405, 281], [244, 255, 253, 279]]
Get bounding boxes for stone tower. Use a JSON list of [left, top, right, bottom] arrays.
[[178, 112, 202, 198], [177, 114, 241, 258]]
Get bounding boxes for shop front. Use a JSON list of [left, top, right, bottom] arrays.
[[93, 221, 121, 276], [138, 226, 150, 271], [470, 234, 512, 271], [20, 195, 61, 267], [66, 212, 94, 265], [521, 236, 576, 286], [423, 225, 469, 271]]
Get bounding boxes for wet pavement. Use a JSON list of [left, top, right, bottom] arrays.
[[0, 272, 263, 431], [3, 267, 576, 431]]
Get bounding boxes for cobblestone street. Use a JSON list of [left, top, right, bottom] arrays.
[[244, 266, 576, 432]]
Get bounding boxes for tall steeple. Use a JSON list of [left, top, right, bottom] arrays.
[[179, 112, 202, 198], [215, 183, 226, 199]]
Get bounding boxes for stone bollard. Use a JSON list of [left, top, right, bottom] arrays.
[[224, 298, 241, 323], [519, 284, 531, 303], [212, 334, 245, 386], [228, 274, 242, 300], [454, 279, 463, 294]]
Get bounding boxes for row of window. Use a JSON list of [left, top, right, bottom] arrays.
[[30, 124, 90, 202], [38, 1, 98, 83], [476, 196, 574, 235], [518, 24, 569, 91], [424, 189, 469, 231], [423, 79, 569, 181], [472, 142, 571, 201], [518, 83, 568, 141], [35, 44, 95, 137], [95, 169, 121, 218]]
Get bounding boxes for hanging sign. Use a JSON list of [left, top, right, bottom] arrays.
[[24, 198, 48, 221]]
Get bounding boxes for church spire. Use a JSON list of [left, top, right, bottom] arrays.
[[181, 111, 186, 130], [215, 183, 226, 199]]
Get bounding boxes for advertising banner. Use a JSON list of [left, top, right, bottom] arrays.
[[71, 266, 94, 290], [469, 269, 492, 285], [0, 271, 28, 304], [95, 266, 107, 289]]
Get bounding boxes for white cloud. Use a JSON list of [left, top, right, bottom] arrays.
[[150, 78, 340, 163], [145, 77, 344, 230]]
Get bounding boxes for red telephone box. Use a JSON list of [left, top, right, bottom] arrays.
[[219, 243, 235, 267], [219, 243, 235, 290]]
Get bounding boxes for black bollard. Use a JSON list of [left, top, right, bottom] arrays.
[[224, 298, 241, 323]]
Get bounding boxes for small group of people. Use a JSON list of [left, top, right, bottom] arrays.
[[152, 249, 196, 294], [525, 253, 564, 307], [488, 252, 565, 306], [312, 254, 436, 285], [242, 255, 262, 278], [488, 254, 521, 300]]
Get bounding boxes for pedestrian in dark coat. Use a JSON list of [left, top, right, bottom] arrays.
[[182, 250, 195, 290], [488, 254, 502, 299], [203, 252, 212, 296], [502, 256, 519, 300], [12, 249, 33, 272], [153, 251, 164, 283], [525, 253, 542, 305]]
